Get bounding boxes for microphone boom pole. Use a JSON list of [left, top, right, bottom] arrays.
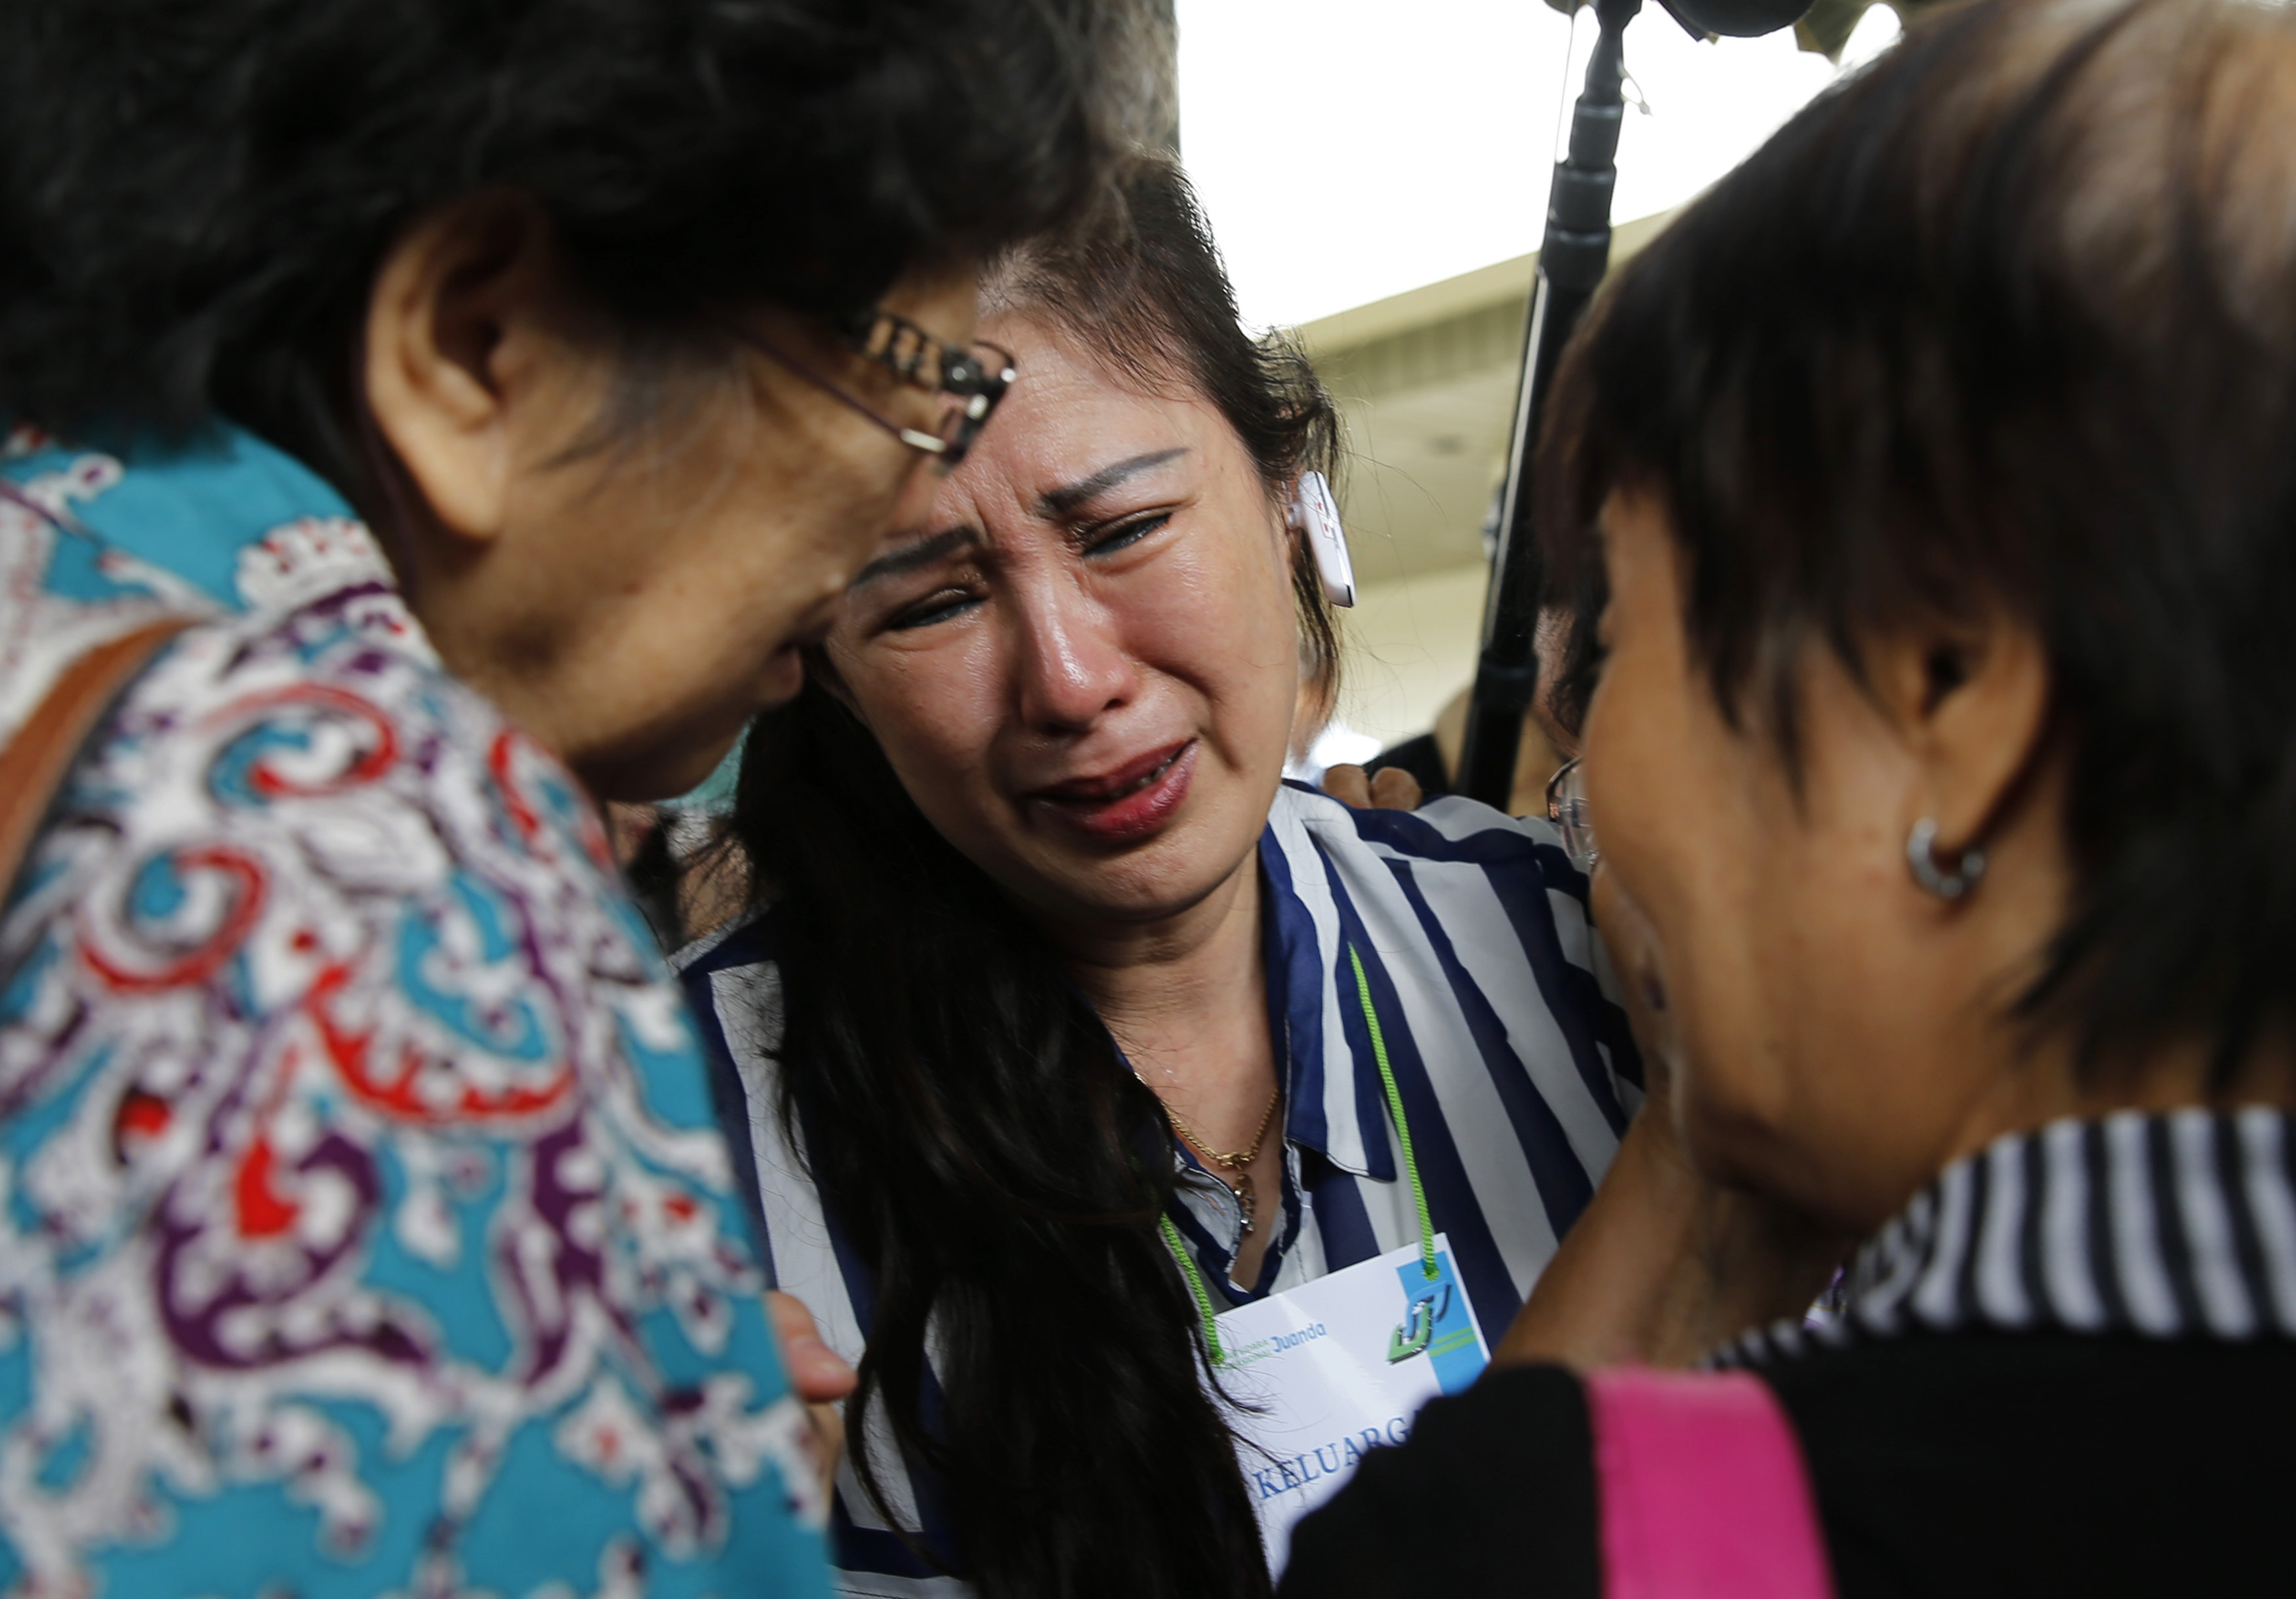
[[1456, 0, 1641, 809]]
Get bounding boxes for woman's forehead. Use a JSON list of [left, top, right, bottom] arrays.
[[979, 310, 1211, 439], [927, 434, 1200, 548], [951, 354, 1211, 509]]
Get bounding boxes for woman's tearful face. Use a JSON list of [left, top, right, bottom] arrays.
[[822, 314, 1304, 932]]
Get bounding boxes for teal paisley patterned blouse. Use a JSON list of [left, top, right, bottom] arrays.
[[0, 422, 829, 1597]]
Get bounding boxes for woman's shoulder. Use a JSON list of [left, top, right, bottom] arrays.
[[0, 572, 826, 1589], [9, 571, 757, 1230], [674, 903, 787, 1059], [674, 901, 781, 979], [22, 584, 654, 974], [1758, 1329, 2296, 1594], [1278, 1362, 1599, 1599], [1265, 780, 1598, 973], [1271, 779, 1580, 878]]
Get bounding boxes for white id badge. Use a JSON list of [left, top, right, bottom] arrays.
[[1214, 1234, 1488, 1574]]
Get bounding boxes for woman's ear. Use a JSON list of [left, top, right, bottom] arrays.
[[1876, 613, 2052, 859], [361, 193, 564, 548], [1277, 479, 1305, 565]]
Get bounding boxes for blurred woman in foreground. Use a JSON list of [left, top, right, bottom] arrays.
[[0, 1, 1111, 1590], [1286, 0, 2296, 1592]]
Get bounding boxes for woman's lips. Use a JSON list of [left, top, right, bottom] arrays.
[[1027, 740, 1197, 843]]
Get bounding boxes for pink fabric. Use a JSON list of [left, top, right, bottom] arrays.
[[1586, 1367, 1836, 1599]]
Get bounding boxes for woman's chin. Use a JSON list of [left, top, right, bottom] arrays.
[[1031, 830, 1258, 930]]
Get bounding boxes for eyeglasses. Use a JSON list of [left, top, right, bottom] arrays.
[[735, 306, 1017, 471], [1545, 756, 1599, 872]]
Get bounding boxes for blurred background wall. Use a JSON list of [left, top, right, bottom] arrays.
[[1170, 0, 1908, 764]]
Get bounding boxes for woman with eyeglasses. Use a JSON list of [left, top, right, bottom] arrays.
[[0, 1, 1116, 1592], [676, 161, 1639, 1599], [1284, 1, 2296, 1593]]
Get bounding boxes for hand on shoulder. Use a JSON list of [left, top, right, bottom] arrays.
[[1321, 763, 1424, 812]]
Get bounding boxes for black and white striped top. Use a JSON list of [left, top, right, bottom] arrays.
[[1719, 1106, 2296, 1367], [679, 781, 1641, 1598]]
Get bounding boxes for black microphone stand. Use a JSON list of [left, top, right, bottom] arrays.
[[1455, 0, 1641, 809]]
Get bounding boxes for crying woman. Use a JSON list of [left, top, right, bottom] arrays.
[[679, 161, 1641, 1599]]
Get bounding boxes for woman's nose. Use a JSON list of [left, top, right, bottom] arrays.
[[1011, 583, 1138, 733]]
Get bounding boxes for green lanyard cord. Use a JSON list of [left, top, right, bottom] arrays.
[[1161, 941, 1440, 1366], [1160, 1215, 1226, 1366], [1348, 943, 1439, 1283]]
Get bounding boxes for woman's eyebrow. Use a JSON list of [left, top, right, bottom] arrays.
[[1037, 448, 1189, 519], [851, 523, 980, 590]]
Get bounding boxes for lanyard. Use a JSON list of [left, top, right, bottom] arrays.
[[1160, 942, 1437, 1366]]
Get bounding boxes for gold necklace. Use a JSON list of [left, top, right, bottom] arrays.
[[1146, 1083, 1282, 1236]]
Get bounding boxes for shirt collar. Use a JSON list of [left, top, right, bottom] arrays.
[[1719, 1107, 2296, 1366], [3, 420, 384, 615]]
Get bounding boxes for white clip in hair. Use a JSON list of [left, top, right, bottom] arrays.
[[1288, 470, 1354, 607]]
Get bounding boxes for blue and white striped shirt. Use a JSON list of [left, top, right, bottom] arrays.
[[678, 781, 1640, 1598]]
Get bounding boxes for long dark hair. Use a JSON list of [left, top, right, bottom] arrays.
[[726, 161, 1338, 1598], [1540, 0, 2296, 1079]]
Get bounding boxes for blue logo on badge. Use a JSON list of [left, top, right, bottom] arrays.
[[1390, 1249, 1486, 1394], [1385, 1284, 1449, 1363]]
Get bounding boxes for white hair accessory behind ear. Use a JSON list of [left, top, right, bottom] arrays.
[[1288, 470, 1354, 607]]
